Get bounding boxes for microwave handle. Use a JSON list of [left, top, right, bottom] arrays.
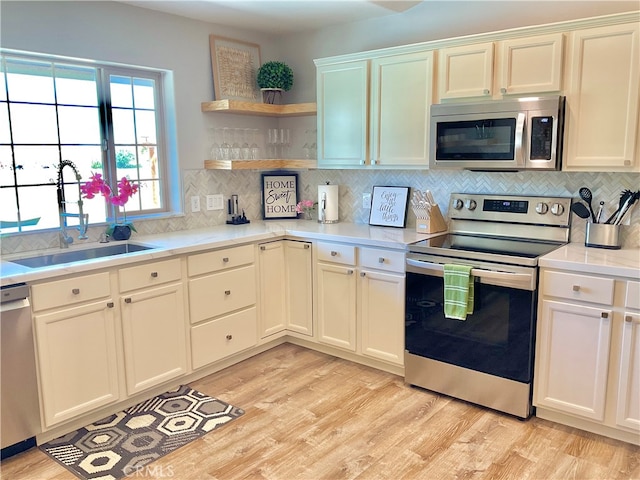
[[514, 112, 526, 167]]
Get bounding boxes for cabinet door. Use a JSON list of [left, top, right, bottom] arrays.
[[616, 312, 640, 431], [120, 283, 187, 396], [497, 33, 564, 95], [317, 60, 369, 167], [359, 269, 404, 365], [564, 23, 640, 171], [258, 241, 287, 338], [35, 300, 119, 428], [534, 300, 612, 421], [317, 263, 357, 351], [438, 42, 494, 99], [284, 240, 313, 336], [370, 51, 433, 167]]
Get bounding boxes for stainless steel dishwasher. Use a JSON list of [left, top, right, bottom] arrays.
[[1, 283, 41, 459]]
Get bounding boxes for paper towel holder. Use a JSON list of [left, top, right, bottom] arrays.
[[318, 182, 339, 224]]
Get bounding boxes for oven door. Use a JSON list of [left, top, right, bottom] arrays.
[[405, 255, 537, 383]]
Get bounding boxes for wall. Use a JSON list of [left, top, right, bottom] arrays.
[[1, 1, 639, 255]]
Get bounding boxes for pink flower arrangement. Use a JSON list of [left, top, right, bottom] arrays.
[[296, 199, 317, 218], [81, 173, 139, 232]]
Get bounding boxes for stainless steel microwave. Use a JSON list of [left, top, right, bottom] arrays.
[[430, 96, 565, 171]]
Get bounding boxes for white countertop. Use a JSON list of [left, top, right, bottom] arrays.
[[0, 221, 437, 286], [539, 243, 640, 279]]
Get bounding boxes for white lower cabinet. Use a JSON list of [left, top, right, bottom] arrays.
[[316, 242, 405, 366], [534, 270, 640, 444], [32, 273, 120, 428], [188, 245, 258, 369]]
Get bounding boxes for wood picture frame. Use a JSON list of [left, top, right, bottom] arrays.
[[262, 173, 299, 219], [209, 35, 261, 102], [368, 186, 410, 228]]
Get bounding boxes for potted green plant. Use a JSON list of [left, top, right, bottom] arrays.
[[257, 61, 294, 104]]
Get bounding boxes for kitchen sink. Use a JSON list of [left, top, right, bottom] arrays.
[[9, 243, 156, 268]]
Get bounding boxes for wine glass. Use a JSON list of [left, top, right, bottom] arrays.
[[250, 129, 260, 160], [242, 128, 251, 160], [231, 128, 241, 160], [302, 129, 311, 159], [221, 127, 231, 160]]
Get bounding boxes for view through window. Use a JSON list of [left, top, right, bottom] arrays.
[[0, 53, 168, 234]]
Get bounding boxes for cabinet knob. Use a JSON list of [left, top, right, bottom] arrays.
[[483, 89, 490, 95], [72, 288, 80, 295], [150, 271, 158, 278], [225, 290, 231, 296], [572, 285, 580, 292], [601, 312, 608, 319], [331, 251, 338, 256], [360, 272, 366, 277], [500, 87, 507, 94], [260, 246, 266, 251], [304, 244, 310, 249], [625, 315, 639, 324], [226, 334, 233, 340], [107, 302, 114, 308], [223, 257, 229, 263], [124, 297, 132, 303], [378, 257, 385, 264], [347, 269, 354, 275]]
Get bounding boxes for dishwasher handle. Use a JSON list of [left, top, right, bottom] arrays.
[[0, 297, 30, 313]]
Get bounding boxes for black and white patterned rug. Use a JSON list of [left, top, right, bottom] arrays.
[[39, 385, 244, 480]]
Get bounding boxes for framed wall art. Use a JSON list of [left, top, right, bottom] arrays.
[[262, 173, 298, 219], [209, 35, 261, 102], [368, 186, 410, 228]]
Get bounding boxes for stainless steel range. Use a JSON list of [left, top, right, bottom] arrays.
[[405, 193, 572, 418]]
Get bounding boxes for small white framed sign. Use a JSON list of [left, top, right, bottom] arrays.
[[368, 186, 410, 228], [262, 173, 298, 219]]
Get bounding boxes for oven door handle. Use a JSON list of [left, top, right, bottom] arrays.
[[406, 259, 534, 289]]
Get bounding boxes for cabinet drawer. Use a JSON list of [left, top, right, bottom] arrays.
[[542, 270, 614, 305], [317, 242, 356, 266], [32, 272, 111, 312], [189, 265, 256, 324], [191, 307, 257, 369], [360, 247, 405, 273], [118, 258, 181, 293], [188, 244, 254, 277], [626, 281, 640, 310]]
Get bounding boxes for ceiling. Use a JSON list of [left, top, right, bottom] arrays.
[[117, 0, 424, 35]]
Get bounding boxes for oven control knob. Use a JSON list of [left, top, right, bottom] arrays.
[[452, 199, 463, 210], [550, 203, 565, 216], [535, 202, 549, 214], [465, 199, 477, 211]]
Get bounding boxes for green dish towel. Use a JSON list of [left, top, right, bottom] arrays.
[[443, 264, 474, 320]]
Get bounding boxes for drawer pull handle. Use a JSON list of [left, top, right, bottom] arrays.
[[378, 257, 385, 263], [151, 271, 158, 278], [601, 312, 608, 319], [72, 288, 80, 295], [225, 290, 231, 296], [107, 302, 114, 308], [331, 251, 338, 256], [124, 298, 132, 304], [226, 334, 233, 340], [223, 257, 229, 263], [572, 285, 580, 292]]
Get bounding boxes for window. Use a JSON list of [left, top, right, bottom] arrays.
[[0, 52, 170, 234]]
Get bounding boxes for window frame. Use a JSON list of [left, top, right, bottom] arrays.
[[0, 50, 174, 234]]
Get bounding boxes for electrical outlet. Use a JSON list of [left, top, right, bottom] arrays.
[[363, 192, 371, 209], [206, 194, 224, 211], [191, 196, 200, 212]]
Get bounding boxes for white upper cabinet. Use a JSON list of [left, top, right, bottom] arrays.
[[316, 60, 369, 167], [316, 50, 433, 168], [438, 42, 494, 99], [563, 22, 640, 172], [438, 33, 564, 100], [496, 33, 564, 96]]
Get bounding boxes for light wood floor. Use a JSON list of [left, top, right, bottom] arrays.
[[2, 343, 639, 480]]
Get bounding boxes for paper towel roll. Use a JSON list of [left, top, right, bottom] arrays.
[[318, 184, 339, 223]]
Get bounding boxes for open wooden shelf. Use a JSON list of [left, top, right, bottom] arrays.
[[204, 159, 317, 170], [201, 100, 317, 117]]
